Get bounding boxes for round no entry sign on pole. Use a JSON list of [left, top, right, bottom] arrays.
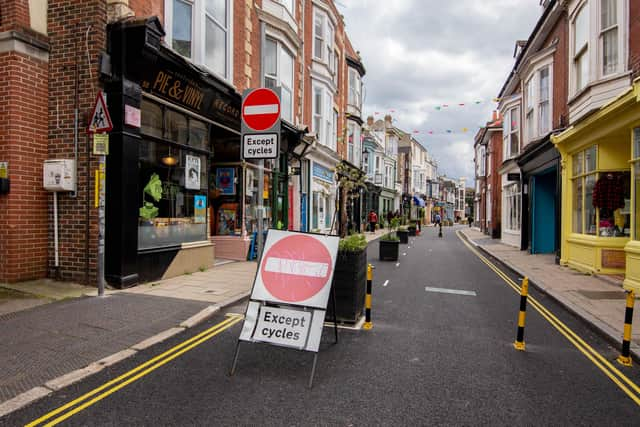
[[242, 88, 281, 132]]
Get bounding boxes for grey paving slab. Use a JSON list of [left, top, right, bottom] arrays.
[[0, 293, 209, 403]]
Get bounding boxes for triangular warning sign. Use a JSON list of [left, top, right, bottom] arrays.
[[88, 91, 113, 133]]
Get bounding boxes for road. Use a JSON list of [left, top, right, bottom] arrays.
[[4, 225, 640, 426]]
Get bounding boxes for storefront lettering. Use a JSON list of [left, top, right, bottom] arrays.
[[152, 71, 204, 111]]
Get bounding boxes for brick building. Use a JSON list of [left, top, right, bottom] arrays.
[[0, 0, 364, 286]]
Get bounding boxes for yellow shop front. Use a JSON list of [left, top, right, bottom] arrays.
[[552, 80, 640, 288]]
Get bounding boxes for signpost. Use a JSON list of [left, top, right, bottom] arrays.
[[88, 91, 113, 297], [241, 88, 281, 260], [233, 230, 340, 387]]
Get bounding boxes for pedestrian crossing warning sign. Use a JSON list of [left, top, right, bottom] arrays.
[[88, 91, 113, 133]]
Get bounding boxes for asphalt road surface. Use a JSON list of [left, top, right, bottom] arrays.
[[4, 225, 640, 426]]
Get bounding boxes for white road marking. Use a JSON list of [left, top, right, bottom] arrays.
[[424, 286, 477, 296], [382, 280, 389, 287], [244, 104, 279, 115]]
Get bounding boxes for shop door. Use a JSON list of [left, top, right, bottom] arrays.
[[531, 170, 557, 254]]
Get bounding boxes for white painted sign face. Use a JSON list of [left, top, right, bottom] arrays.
[[242, 133, 279, 159], [185, 155, 201, 190], [250, 230, 340, 309], [239, 301, 327, 352], [252, 306, 312, 348]]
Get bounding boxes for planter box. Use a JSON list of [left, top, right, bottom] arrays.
[[379, 239, 400, 261], [408, 227, 417, 237], [397, 230, 409, 244], [327, 249, 367, 323]]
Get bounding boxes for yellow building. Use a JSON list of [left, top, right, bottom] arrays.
[[552, 79, 640, 291]]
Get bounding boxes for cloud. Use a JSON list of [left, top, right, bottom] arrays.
[[340, 0, 542, 184]]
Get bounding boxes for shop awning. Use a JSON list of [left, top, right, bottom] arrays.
[[413, 195, 425, 207]]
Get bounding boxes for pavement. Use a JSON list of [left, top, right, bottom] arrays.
[[0, 229, 389, 418], [460, 227, 640, 358]]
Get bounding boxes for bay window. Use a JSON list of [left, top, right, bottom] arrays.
[[263, 38, 294, 122], [348, 68, 361, 107], [574, 4, 589, 92], [538, 67, 550, 134], [525, 78, 534, 140], [601, 0, 618, 76], [312, 84, 336, 150], [313, 9, 335, 65], [503, 106, 520, 159], [165, 0, 231, 80]]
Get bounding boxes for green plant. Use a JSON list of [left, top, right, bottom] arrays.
[[390, 217, 400, 230], [380, 232, 399, 242], [198, 265, 206, 272], [398, 225, 408, 231], [338, 233, 367, 252]]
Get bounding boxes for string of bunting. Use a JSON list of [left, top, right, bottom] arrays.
[[371, 97, 502, 116]]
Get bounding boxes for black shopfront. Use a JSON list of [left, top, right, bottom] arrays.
[[104, 18, 241, 287]]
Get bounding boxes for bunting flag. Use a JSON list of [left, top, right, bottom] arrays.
[[367, 97, 504, 117]]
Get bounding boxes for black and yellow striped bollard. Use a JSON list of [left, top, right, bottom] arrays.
[[364, 263, 373, 330], [617, 290, 635, 367], [514, 277, 529, 351]]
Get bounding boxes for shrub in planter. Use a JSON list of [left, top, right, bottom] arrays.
[[327, 234, 368, 323], [397, 225, 409, 244], [379, 232, 400, 261]]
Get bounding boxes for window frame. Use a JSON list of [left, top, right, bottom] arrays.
[[571, 145, 598, 235], [263, 37, 294, 122], [502, 104, 521, 160], [164, 0, 233, 82]]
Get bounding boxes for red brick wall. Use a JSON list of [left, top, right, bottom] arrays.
[[546, 12, 569, 129], [129, 0, 163, 21], [46, 1, 107, 283], [0, 0, 30, 32], [0, 51, 49, 283], [630, 0, 640, 80], [489, 130, 503, 238]]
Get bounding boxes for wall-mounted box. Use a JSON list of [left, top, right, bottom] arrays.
[[43, 159, 76, 192]]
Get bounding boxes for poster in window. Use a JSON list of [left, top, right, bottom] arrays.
[[217, 203, 238, 235], [194, 195, 207, 224], [216, 167, 235, 195], [185, 155, 201, 190]]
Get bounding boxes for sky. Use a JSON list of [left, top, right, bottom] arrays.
[[338, 0, 543, 185]]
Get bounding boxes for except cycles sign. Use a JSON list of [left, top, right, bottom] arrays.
[[241, 88, 281, 160]]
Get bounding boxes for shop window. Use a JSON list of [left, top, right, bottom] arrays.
[[164, 109, 188, 145], [189, 119, 209, 151], [504, 183, 521, 231], [138, 139, 208, 249], [243, 166, 271, 235], [141, 100, 163, 138], [572, 145, 630, 237], [632, 128, 640, 240]]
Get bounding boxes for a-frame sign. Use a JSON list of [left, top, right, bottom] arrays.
[[88, 91, 113, 133]]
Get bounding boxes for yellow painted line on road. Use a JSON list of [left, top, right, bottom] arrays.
[[456, 231, 640, 406], [27, 314, 244, 427]]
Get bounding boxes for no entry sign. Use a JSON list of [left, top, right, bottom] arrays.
[[250, 230, 339, 308], [242, 88, 281, 132]]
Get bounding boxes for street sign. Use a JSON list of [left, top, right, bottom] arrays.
[[253, 231, 339, 307], [252, 305, 312, 348], [88, 91, 113, 133], [242, 133, 278, 159], [241, 88, 281, 132], [93, 133, 109, 155]]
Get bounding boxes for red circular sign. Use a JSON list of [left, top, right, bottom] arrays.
[[261, 235, 333, 303], [242, 88, 281, 131]]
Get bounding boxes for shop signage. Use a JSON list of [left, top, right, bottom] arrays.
[[194, 195, 206, 224], [124, 105, 141, 128], [239, 230, 339, 352], [93, 134, 109, 155], [313, 163, 334, 183], [88, 91, 113, 133], [507, 173, 520, 181], [242, 134, 278, 159], [216, 167, 235, 195], [141, 64, 241, 132]]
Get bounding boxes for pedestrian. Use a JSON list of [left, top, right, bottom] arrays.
[[468, 215, 474, 228], [367, 210, 378, 232], [386, 210, 393, 228], [434, 212, 441, 226]]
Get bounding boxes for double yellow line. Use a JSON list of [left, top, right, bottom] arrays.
[[456, 231, 640, 406], [27, 313, 244, 426]]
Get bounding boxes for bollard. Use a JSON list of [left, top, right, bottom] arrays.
[[364, 263, 373, 330], [514, 277, 529, 351], [617, 290, 635, 367]]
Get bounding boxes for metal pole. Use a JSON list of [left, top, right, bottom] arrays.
[[364, 263, 373, 330], [97, 155, 106, 296], [257, 160, 264, 258]]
